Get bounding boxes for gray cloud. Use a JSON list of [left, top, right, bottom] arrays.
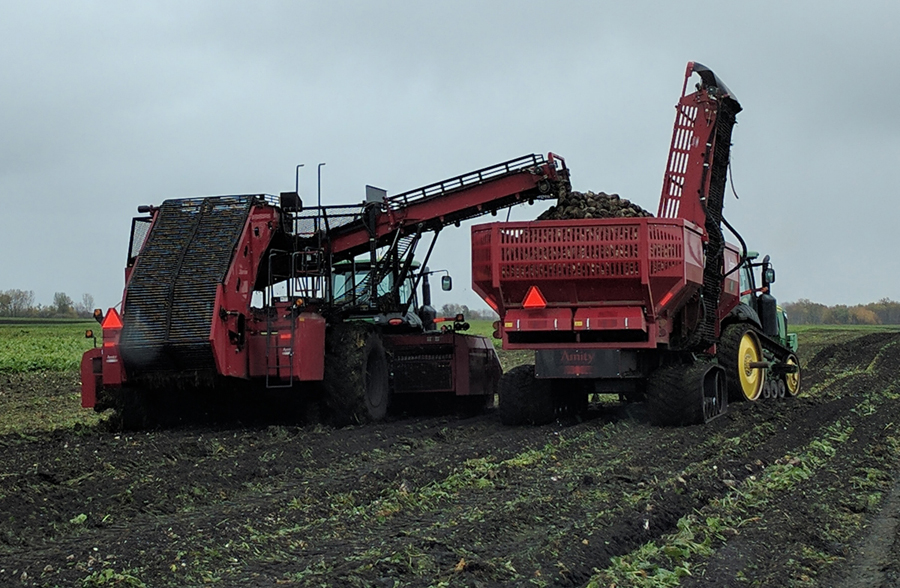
[[2, 0, 898, 309]]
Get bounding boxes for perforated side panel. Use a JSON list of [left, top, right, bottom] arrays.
[[472, 219, 696, 310], [491, 222, 684, 280], [658, 104, 698, 219]]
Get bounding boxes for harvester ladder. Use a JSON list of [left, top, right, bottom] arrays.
[[265, 250, 296, 389]]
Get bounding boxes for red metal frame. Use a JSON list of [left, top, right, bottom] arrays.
[[473, 218, 704, 312], [471, 62, 746, 359], [328, 155, 568, 258], [658, 61, 725, 232], [246, 309, 325, 381], [82, 152, 563, 409], [472, 217, 708, 350], [80, 348, 102, 408], [383, 331, 499, 397]]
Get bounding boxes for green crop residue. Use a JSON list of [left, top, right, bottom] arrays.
[[0, 322, 96, 373], [588, 420, 857, 588]]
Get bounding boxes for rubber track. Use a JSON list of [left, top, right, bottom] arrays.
[[647, 361, 725, 426]]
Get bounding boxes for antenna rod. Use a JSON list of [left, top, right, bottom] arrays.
[[317, 163, 326, 209], [295, 164, 304, 194]]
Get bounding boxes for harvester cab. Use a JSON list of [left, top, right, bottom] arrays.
[[329, 258, 451, 333]]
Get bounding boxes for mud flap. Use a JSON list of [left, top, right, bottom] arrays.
[[80, 348, 102, 409]]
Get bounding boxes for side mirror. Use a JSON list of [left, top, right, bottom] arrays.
[[441, 276, 452, 291], [764, 267, 776, 285]]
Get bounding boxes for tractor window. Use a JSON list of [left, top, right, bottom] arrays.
[[332, 270, 416, 305], [400, 276, 415, 308], [739, 266, 753, 306], [332, 270, 371, 302], [251, 290, 264, 309]]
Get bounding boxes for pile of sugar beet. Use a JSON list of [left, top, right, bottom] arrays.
[[537, 190, 653, 220]]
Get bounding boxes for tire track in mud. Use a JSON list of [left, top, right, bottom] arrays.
[[0, 412, 575, 586], [588, 331, 900, 588], [224, 392, 872, 586], [832, 469, 900, 588]]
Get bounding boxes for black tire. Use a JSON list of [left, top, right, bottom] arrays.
[[498, 364, 554, 425], [647, 361, 727, 426], [719, 323, 765, 402], [324, 323, 390, 425]]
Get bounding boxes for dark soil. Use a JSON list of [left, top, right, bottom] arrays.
[[1, 330, 900, 587]]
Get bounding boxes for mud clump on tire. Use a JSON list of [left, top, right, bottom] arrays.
[[537, 191, 653, 221], [323, 322, 389, 426]]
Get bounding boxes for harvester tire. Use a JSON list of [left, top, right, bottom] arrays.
[[324, 323, 390, 426], [498, 364, 554, 425], [646, 361, 727, 426], [719, 323, 766, 402]]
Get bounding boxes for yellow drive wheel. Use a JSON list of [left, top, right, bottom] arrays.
[[719, 323, 766, 402], [784, 353, 801, 397]]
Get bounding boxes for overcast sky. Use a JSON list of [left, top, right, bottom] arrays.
[[2, 1, 898, 311]]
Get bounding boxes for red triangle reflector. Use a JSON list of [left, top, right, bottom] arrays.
[[101, 308, 123, 329], [523, 286, 547, 309]]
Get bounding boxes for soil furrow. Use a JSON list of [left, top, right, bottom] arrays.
[[1, 329, 899, 587]]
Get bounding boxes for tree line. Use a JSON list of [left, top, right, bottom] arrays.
[[440, 299, 900, 326], [0, 289, 95, 319], [3, 288, 897, 325], [783, 298, 900, 325], [439, 303, 499, 321]]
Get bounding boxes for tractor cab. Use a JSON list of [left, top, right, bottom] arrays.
[[737, 252, 797, 352], [331, 259, 456, 333]]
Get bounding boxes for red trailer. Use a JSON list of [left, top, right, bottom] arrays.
[[472, 63, 801, 426]]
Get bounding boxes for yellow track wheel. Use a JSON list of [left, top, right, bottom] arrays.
[[784, 353, 801, 397], [719, 323, 766, 402], [737, 330, 764, 401]]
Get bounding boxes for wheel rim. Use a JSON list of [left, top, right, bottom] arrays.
[[737, 330, 764, 401], [784, 354, 801, 396]]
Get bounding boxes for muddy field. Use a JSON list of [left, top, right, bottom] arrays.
[[2, 328, 900, 587]]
